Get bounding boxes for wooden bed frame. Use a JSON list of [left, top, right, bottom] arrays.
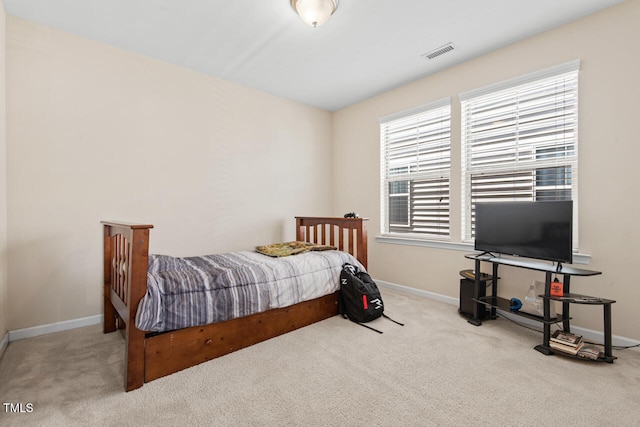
[[102, 216, 368, 391]]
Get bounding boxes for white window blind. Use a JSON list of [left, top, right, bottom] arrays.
[[380, 99, 451, 238], [460, 61, 580, 247]]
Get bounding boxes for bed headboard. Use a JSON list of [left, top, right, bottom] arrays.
[[295, 216, 369, 270]]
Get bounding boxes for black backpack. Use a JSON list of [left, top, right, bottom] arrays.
[[339, 263, 404, 333]]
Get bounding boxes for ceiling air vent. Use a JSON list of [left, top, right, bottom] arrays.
[[421, 43, 456, 60]]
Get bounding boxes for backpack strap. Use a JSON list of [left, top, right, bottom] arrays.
[[355, 322, 384, 334], [338, 291, 347, 318], [351, 316, 403, 333], [382, 313, 405, 326]]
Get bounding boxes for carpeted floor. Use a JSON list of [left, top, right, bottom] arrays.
[[1, 288, 639, 426]]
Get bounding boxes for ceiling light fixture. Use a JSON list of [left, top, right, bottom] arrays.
[[291, 0, 339, 28]]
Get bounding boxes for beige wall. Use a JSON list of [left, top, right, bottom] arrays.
[[5, 17, 333, 330], [0, 5, 7, 342], [333, 0, 640, 340]]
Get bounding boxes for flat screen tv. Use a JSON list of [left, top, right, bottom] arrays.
[[474, 200, 573, 264]]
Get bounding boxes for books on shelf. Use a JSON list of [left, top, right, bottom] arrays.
[[550, 330, 582, 347], [549, 330, 584, 355], [549, 340, 584, 355], [548, 330, 604, 359], [576, 344, 604, 360]]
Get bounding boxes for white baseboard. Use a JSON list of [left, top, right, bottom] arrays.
[[0, 331, 8, 360], [8, 314, 103, 342], [376, 279, 640, 352], [376, 279, 459, 306]]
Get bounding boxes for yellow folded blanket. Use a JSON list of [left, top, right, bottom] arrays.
[[256, 241, 336, 257]]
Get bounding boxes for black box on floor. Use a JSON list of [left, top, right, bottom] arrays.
[[459, 278, 488, 320]]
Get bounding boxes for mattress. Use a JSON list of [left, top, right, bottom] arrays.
[[135, 249, 363, 332]]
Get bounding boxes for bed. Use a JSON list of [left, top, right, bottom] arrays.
[[102, 216, 368, 391]]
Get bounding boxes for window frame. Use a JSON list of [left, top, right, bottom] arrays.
[[379, 98, 452, 240], [459, 60, 580, 250]]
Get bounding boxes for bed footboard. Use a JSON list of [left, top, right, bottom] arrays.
[[102, 221, 153, 391]]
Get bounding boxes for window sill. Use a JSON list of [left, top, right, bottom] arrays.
[[375, 235, 592, 265]]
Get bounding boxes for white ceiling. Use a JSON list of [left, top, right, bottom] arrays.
[[2, 0, 626, 111]]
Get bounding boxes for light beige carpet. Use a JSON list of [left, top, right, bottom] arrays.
[[1, 288, 639, 426]]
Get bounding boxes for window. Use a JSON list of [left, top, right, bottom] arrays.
[[460, 61, 580, 247], [380, 99, 451, 238]]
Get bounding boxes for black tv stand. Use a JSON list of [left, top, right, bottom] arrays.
[[464, 254, 616, 363]]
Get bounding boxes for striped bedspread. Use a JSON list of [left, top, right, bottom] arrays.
[[135, 250, 364, 332]]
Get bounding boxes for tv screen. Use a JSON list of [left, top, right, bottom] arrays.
[[474, 201, 573, 264]]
